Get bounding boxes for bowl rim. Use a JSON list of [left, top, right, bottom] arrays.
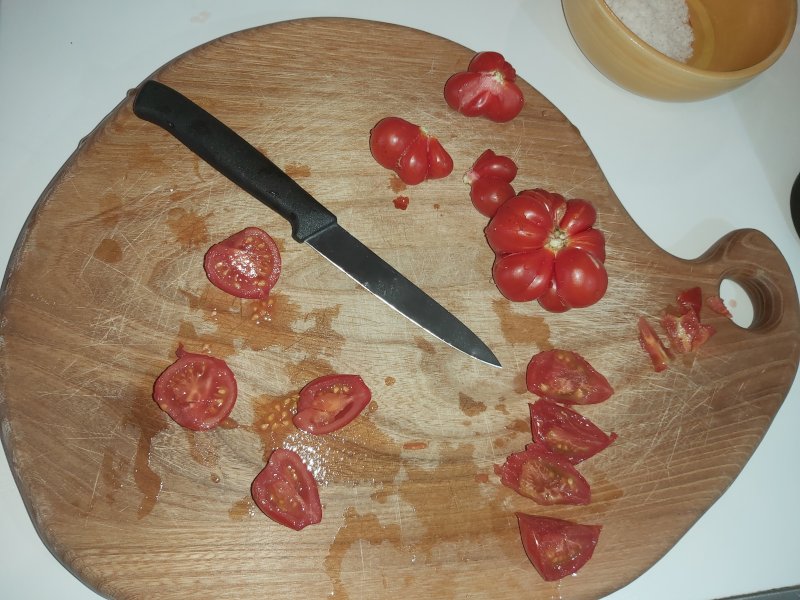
[[594, 0, 798, 80]]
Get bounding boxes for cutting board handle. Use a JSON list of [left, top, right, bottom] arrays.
[[696, 228, 799, 332]]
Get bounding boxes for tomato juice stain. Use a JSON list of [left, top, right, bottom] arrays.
[[459, 393, 487, 417], [184, 430, 220, 468], [284, 163, 311, 178], [124, 395, 169, 518], [229, 494, 256, 520], [389, 175, 406, 193], [414, 336, 436, 355], [474, 473, 490, 484], [506, 418, 529, 434], [402, 441, 429, 451], [384, 376, 396, 386], [93, 238, 123, 264], [166, 206, 211, 249], [492, 298, 551, 350]]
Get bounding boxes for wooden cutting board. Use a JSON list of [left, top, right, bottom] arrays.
[[1, 18, 798, 600]]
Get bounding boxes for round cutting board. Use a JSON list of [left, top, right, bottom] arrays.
[[1, 17, 798, 600]]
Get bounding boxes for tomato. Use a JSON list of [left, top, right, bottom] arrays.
[[203, 227, 281, 299], [676, 286, 703, 315], [529, 400, 617, 464], [251, 448, 322, 530], [443, 51, 524, 123], [494, 444, 590, 505], [485, 189, 607, 310], [293, 374, 372, 435], [152, 345, 237, 431], [660, 308, 715, 353], [526, 349, 613, 405], [637, 316, 672, 372], [706, 294, 733, 318], [393, 195, 410, 210], [463, 149, 517, 217], [516, 513, 601, 581], [369, 116, 453, 185]]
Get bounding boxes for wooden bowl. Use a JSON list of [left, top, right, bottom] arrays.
[[562, 0, 797, 101]]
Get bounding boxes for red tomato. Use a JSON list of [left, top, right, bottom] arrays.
[[516, 513, 601, 581], [494, 444, 590, 505], [203, 227, 281, 299], [251, 449, 322, 530], [393, 195, 410, 210], [444, 51, 524, 123], [637, 316, 673, 372], [369, 117, 453, 185], [706, 294, 733, 318], [660, 308, 715, 353], [463, 149, 518, 217], [152, 345, 237, 431], [485, 188, 607, 310], [529, 400, 617, 464], [676, 286, 703, 316], [526, 349, 613, 405], [293, 374, 372, 435]]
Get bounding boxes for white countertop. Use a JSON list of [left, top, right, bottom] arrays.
[[1, 1, 798, 598]]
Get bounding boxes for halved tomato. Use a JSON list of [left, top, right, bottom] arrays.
[[494, 444, 590, 505], [293, 374, 372, 435], [529, 400, 617, 464], [152, 345, 238, 431], [251, 448, 322, 530], [203, 227, 281, 299], [516, 513, 601, 581], [526, 349, 613, 405]]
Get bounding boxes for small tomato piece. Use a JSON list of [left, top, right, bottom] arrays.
[[529, 400, 617, 464], [516, 513, 601, 581], [203, 227, 281, 299], [706, 294, 733, 318], [464, 149, 518, 217], [152, 345, 237, 431], [494, 444, 591, 505], [293, 374, 372, 435], [676, 286, 703, 315], [369, 116, 453, 185], [526, 349, 613, 405], [638, 316, 673, 372], [393, 195, 410, 210], [444, 51, 524, 122], [251, 448, 322, 530]]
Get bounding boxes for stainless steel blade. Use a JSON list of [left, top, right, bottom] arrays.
[[307, 225, 501, 367]]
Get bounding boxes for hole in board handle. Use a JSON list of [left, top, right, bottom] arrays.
[[719, 270, 783, 331]]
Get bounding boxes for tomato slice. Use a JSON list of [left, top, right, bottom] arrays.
[[251, 448, 322, 530], [529, 400, 617, 464], [152, 345, 238, 431], [516, 513, 601, 581], [526, 349, 613, 405], [637, 316, 673, 372], [292, 374, 372, 435], [203, 227, 281, 299], [494, 444, 591, 505]]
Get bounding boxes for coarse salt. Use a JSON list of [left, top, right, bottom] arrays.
[[605, 0, 694, 63]]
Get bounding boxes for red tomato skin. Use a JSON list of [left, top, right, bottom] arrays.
[[293, 374, 372, 435], [251, 449, 322, 531], [677, 287, 703, 315], [706, 294, 733, 318], [464, 150, 518, 217], [526, 349, 613, 405], [203, 227, 281, 300], [369, 117, 453, 185], [529, 400, 617, 464], [444, 51, 524, 122], [516, 513, 601, 581], [638, 316, 673, 372], [494, 444, 591, 505], [492, 249, 554, 302], [552, 247, 608, 309], [152, 345, 238, 431]]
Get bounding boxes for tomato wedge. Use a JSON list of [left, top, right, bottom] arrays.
[[676, 286, 703, 315], [251, 448, 322, 530], [529, 400, 617, 464], [494, 444, 590, 505], [152, 345, 237, 431], [516, 513, 601, 581], [203, 227, 281, 299], [293, 374, 372, 435], [463, 149, 518, 217], [637, 316, 673, 372], [660, 308, 715, 353], [706, 294, 733, 318], [526, 349, 613, 405]]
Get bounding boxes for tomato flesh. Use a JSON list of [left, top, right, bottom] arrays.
[[516, 513, 601, 581], [529, 400, 617, 464], [494, 444, 590, 505], [293, 374, 372, 435], [706, 294, 733, 318], [152, 345, 237, 431], [203, 227, 281, 299], [251, 448, 322, 530], [485, 188, 607, 311], [637, 316, 673, 372], [369, 117, 453, 185], [526, 349, 613, 405], [464, 149, 517, 217], [444, 51, 524, 122]]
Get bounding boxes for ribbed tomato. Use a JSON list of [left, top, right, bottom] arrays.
[[444, 51, 524, 122]]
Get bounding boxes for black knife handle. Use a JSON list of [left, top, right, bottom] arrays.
[[132, 80, 337, 243]]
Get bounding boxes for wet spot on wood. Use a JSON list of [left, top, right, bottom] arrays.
[[402, 441, 429, 451], [492, 298, 551, 350], [384, 376, 396, 386], [284, 163, 311, 178], [93, 238, 122, 263], [166, 207, 210, 249], [414, 336, 436, 355], [506, 418, 529, 434], [459, 393, 486, 417], [389, 175, 406, 192], [229, 495, 256, 521]]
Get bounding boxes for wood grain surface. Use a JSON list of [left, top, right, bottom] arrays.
[[1, 18, 798, 600]]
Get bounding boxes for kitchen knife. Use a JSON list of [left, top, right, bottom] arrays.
[[133, 80, 500, 367]]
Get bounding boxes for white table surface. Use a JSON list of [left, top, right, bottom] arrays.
[[1, 1, 798, 598]]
